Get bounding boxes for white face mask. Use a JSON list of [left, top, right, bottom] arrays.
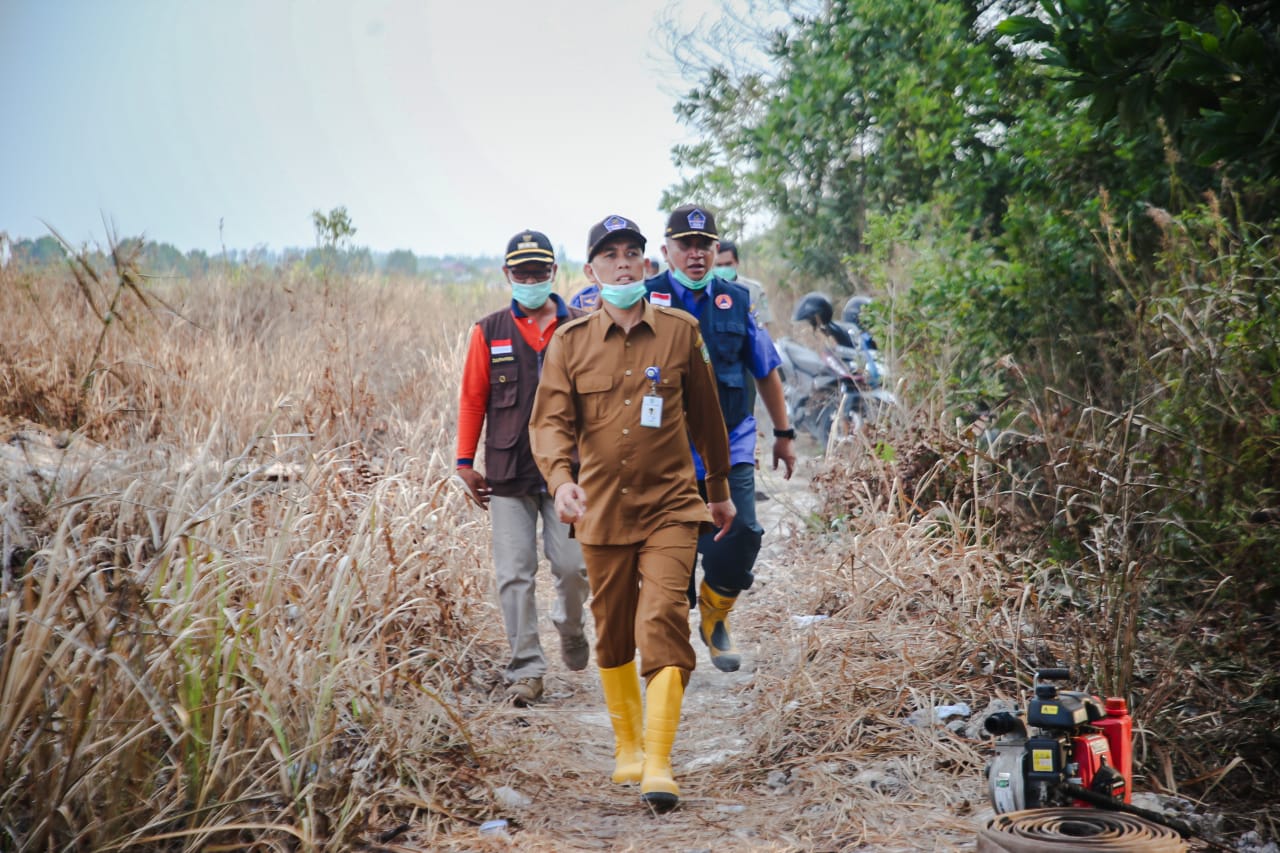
[[587, 259, 647, 309], [600, 282, 647, 308], [672, 267, 711, 291], [508, 275, 554, 310]]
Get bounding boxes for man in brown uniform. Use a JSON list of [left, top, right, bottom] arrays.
[[530, 214, 735, 811]]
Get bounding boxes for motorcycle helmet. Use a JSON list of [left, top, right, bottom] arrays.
[[792, 292, 834, 326], [842, 295, 873, 326]]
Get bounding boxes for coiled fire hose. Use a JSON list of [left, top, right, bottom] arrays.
[[977, 807, 1187, 852]]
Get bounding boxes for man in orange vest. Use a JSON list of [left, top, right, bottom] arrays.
[[455, 229, 591, 707]]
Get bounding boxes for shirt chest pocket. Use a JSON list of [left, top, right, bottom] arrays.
[[654, 369, 685, 405], [490, 366, 519, 408], [709, 317, 747, 361], [577, 373, 614, 422]]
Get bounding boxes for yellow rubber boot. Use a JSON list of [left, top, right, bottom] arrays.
[[640, 666, 685, 810], [698, 581, 741, 672], [599, 662, 644, 784]]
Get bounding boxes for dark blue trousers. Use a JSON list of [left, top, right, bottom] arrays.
[[693, 462, 764, 602]]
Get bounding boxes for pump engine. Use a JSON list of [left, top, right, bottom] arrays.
[[985, 668, 1134, 814]]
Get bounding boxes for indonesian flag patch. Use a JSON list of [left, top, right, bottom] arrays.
[[490, 339, 513, 355], [650, 292, 672, 307]]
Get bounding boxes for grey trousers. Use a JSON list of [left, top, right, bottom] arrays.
[[489, 493, 591, 682]]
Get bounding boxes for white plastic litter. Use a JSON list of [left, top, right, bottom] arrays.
[[493, 785, 531, 809], [906, 702, 972, 726]]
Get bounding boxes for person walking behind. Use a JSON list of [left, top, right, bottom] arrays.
[[714, 237, 775, 500], [456, 229, 592, 707], [648, 205, 798, 674], [530, 214, 735, 811], [713, 238, 774, 332]]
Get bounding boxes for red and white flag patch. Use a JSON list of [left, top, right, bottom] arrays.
[[650, 292, 672, 307], [490, 339, 513, 355]]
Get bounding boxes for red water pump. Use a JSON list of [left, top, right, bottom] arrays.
[[984, 668, 1134, 812]]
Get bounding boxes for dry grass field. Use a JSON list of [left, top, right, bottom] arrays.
[[1, 252, 1273, 851]]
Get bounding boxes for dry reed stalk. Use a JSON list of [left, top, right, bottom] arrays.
[[0, 267, 514, 849]]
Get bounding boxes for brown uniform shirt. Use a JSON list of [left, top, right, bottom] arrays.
[[530, 301, 731, 546]]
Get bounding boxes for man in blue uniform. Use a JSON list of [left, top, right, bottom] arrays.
[[646, 204, 797, 673]]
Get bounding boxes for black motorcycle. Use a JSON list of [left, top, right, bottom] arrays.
[[774, 293, 898, 451]]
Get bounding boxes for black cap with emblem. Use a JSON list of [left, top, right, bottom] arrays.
[[665, 204, 719, 240], [586, 215, 647, 261], [504, 230, 555, 266]]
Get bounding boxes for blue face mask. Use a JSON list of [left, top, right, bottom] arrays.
[[671, 267, 711, 291], [510, 279, 553, 310], [711, 265, 737, 281], [600, 282, 647, 308]]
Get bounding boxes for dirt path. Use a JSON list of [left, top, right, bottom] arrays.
[[425, 455, 921, 852], [416, 448, 1240, 852]]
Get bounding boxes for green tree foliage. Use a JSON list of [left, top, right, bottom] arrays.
[[186, 248, 210, 275], [143, 240, 187, 274], [666, 0, 1280, 636], [991, 0, 1279, 365], [663, 67, 773, 242], [308, 206, 370, 275], [665, 0, 1138, 319], [11, 235, 68, 266], [671, 1, 1021, 282], [384, 248, 418, 277], [11, 234, 215, 278], [1000, 0, 1280, 208], [667, 0, 1271, 388], [312, 205, 357, 250]]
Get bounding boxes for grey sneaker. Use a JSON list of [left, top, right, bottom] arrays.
[[560, 634, 590, 671], [505, 677, 543, 707]]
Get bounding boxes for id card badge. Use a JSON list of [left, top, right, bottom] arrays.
[[640, 394, 664, 428]]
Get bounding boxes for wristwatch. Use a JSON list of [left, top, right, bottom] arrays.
[[773, 427, 797, 440]]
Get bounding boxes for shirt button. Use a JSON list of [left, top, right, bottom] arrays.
[[624, 399, 631, 405], [622, 428, 630, 435], [625, 369, 632, 376], [621, 487, 629, 494]]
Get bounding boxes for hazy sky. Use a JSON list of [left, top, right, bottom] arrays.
[[1, 0, 742, 262]]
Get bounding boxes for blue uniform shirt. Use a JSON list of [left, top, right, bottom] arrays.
[[653, 274, 782, 478]]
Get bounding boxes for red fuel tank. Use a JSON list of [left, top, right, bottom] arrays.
[[1096, 697, 1134, 803]]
